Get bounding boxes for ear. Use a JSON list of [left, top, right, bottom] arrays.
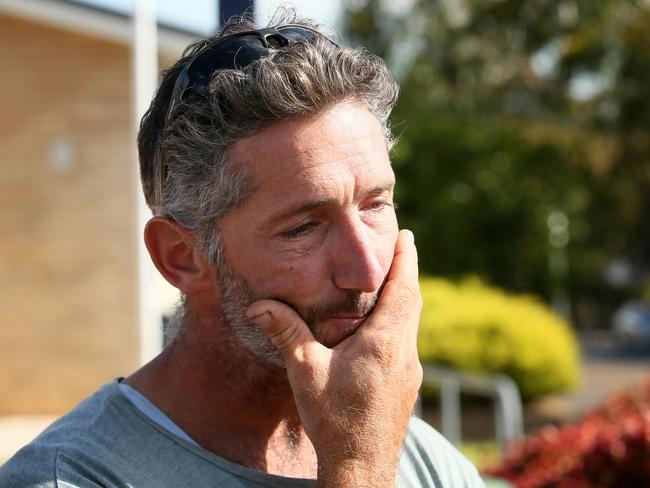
[[144, 217, 214, 296]]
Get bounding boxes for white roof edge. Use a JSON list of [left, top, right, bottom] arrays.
[[0, 0, 199, 57]]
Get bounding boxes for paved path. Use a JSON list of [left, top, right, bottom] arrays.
[[529, 340, 650, 425]]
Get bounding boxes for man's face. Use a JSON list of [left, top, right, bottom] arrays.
[[215, 101, 399, 366]]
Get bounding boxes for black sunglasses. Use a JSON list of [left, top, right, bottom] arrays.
[[158, 24, 339, 202], [164, 24, 338, 124]]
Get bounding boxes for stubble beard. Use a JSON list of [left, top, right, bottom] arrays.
[[216, 258, 380, 370]]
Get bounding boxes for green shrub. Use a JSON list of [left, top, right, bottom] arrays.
[[418, 277, 580, 400]]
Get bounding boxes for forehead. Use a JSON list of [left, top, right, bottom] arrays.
[[230, 101, 393, 200]]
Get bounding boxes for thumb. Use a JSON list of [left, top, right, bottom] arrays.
[[246, 299, 319, 365]]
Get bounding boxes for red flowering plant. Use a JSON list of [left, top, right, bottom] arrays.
[[485, 375, 650, 487]]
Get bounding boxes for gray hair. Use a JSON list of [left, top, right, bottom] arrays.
[[138, 13, 399, 264]]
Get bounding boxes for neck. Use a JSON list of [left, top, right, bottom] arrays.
[[125, 310, 317, 478]]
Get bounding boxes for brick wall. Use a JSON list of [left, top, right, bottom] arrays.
[[0, 14, 140, 414]]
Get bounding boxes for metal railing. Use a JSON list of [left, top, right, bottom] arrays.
[[418, 364, 524, 449]]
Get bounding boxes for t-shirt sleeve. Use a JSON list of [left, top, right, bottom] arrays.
[[0, 444, 58, 488], [0, 445, 128, 488], [397, 417, 487, 488]]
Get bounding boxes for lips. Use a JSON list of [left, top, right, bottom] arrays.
[[312, 314, 369, 347]]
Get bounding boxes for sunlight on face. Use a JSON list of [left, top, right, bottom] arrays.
[[217, 254, 382, 368], [216, 101, 398, 366]]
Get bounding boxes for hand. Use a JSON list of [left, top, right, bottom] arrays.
[[246, 229, 423, 487]]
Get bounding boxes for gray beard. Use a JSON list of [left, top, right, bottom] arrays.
[[217, 259, 285, 368], [216, 258, 380, 370]]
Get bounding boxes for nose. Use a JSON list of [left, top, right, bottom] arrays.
[[331, 218, 385, 293]]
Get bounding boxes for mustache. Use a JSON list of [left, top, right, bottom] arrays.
[[218, 261, 384, 326], [303, 283, 385, 326]]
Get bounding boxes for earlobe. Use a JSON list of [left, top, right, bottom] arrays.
[[144, 217, 213, 296]]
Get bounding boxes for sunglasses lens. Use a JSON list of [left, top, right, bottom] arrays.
[[189, 36, 268, 95], [276, 26, 316, 42], [186, 27, 336, 97], [278, 26, 337, 49]]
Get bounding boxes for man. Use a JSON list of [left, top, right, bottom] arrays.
[[1, 14, 484, 487]]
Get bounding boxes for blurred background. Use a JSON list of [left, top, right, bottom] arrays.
[[1, 0, 648, 485]]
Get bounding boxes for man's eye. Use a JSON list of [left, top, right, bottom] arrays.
[[281, 221, 319, 239], [364, 199, 394, 212]]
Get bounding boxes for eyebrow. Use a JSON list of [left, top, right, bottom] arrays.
[[267, 181, 395, 224]]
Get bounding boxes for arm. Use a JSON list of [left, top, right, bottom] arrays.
[[247, 229, 423, 487]]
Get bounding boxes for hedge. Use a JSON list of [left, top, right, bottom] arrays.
[[485, 376, 650, 486], [418, 277, 580, 400]]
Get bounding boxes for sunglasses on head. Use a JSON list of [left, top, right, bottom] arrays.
[[158, 24, 339, 202], [164, 24, 338, 124]]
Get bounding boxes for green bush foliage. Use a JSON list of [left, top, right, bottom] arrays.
[[346, 0, 650, 325], [418, 277, 580, 400]]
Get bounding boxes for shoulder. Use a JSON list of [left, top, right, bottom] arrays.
[[0, 383, 132, 486], [0, 443, 139, 488], [0, 442, 59, 487], [0, 383, 247, 488], [397, 417, 486, 488]]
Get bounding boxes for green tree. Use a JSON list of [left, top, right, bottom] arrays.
[[345, 0, 650, 326]]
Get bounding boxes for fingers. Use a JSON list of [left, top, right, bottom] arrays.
[[371, 229, 421, 315], [360, 229, 422, 341], [246, 299, 321, 365], [387, 229, 419, 284]]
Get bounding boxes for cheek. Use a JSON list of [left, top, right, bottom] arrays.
[[244, 252, 330, 303], [223, 211, 399, 304]]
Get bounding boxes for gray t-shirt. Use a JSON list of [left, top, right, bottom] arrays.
[[0, 382, 485, 487]]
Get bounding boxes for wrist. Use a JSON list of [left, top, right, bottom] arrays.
[[316, 460, 397, 488], [315, 450, 400, 488]]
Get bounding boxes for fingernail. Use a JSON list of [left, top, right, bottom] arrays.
[[405, 229, 414, 244], [248, 311, 272, 329]]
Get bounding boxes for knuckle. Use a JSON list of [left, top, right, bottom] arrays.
[[369, 337, 397, 363], [267, 322, 300, 351], [405, 283, 422, 305], [413, 362, 423, 387], [387, 279, 421, 306]]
